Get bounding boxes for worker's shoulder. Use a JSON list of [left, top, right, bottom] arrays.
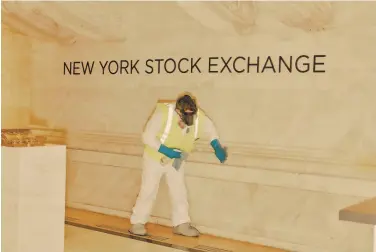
[[157, 99, 174, 104], [154, 101, 173, 113], [197, 106, 207, 117]]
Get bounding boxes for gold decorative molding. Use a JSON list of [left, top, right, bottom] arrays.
[[29, 126, 67, 145], [1, 129, 46, 147]]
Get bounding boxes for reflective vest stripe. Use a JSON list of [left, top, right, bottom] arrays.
[[159, 103, 200, 143], [160, 103, 174, 144], [194, 110, 199, 140]]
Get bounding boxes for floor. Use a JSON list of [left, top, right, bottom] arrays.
[[65, 225, 184, 252], [65, 208, 288, 252]]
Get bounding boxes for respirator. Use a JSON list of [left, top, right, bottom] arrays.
[[176, 94, 197, 126], [179, 110, 196, 126]]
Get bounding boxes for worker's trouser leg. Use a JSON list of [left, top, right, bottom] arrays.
[[130, 154, 191, 227], [130, 154, 163, 225], [166, 160, 191, 226]]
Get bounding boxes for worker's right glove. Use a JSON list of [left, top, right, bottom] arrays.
[[210, 139, 227, 163], [158, 144, 182, 159]]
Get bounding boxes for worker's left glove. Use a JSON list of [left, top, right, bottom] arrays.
[[210, 139, 227, 163]]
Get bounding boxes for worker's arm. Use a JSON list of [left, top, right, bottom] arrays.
[[142, 106, 181, 159], [201, 113, 227, 163], [142, 108, 164, 150], [202, 114, 220, 142]]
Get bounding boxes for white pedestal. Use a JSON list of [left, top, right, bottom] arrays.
[[374, 225, 376, 252], [2, 145, 66, 252]]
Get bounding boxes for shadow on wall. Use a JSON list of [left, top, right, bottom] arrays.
[[176, 1, 333, 35], [29, 113, 68, 146], [1, 1, 126, 45], [2, 1, 335, 46]]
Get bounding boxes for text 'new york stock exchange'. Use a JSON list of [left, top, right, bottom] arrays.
[[63, 55, 326, 75]]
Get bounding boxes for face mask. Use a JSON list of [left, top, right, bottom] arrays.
[[180, 111, 196, 126]]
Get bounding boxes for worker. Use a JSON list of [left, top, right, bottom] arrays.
[[129, 92, 227, 237]]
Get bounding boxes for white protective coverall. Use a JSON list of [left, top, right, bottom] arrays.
[[130, 104, 219, 227]]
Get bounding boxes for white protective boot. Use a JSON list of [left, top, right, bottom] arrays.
[[129, 224, 147, 236], [173, 223, 200, 237]]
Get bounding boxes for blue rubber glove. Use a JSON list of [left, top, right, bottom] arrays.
[[210, 139, 227, 163], [158, 144, 182, 159]]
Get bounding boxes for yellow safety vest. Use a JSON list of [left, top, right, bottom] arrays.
[[144, 103, 205, 162]]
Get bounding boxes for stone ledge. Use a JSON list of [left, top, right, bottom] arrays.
[[339, 197, 376, 225], [68, 149, 376, 198], [30, 127, 376, 179]]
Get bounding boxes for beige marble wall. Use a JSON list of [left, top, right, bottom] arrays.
[[4, 1, 376, 251], [1, 26, 32, 128]]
